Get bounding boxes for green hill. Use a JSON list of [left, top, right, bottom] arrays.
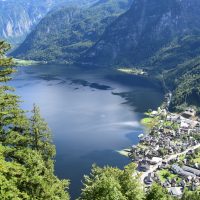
[[11, 0, 200, 111], [147, 35, 200, 111], [81, 0, 200, 112], [11, 0, 133, 62], [0, 0, 99, 45]]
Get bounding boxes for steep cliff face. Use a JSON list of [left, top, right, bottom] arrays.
[[82, 0, 200, 66], [0, 0, 54, 44], [80, 0, 200, 110], [0, 0, 98, 45], [11, 0, 133, 61]]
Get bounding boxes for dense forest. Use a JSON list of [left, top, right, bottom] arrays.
[[1, 0, 200, 199], [0, 0, 100, 45], [11, 0, 200, 113], [146, 35, 200, 112], [0, 41, 70, 199], [11, 0, 133, 62], [1, 40, 200, 199]]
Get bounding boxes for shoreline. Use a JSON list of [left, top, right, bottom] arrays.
[[118, 103, 200, 196], [118, 91, 173, 157]]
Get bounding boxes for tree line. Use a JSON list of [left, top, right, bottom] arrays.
[[0, 41, 199, 199]]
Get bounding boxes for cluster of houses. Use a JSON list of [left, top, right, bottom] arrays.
[[143, 162, 200, 197], [129, 107, 200, 197], [130, 112, 199, 167]]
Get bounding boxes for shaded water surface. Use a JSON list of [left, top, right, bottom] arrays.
[[10, 65, 164, 199]]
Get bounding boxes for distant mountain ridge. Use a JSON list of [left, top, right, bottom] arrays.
[[0, 0, 99, 45], [11, 0, 133, 61], [79, 0, 200, 111], [82, 0, 200, 65], [0, 0, 56, 45], [10, 0, 200, 111]]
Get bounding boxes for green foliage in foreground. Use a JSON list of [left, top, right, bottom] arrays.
[[0, 40, 69, 199], [181, 189, 200, 200], [79, 163, 144, 200], [146, 184, 174, 200], [79, 164, 200, 200], [1, 40, 200, 199]]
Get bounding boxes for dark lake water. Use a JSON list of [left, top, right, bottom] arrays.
[[10, 64, 164, 199]]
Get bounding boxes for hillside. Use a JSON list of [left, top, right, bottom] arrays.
[[169, 57, 200, 111], [0, 0, 58, 45], [11, 0, 133, 62], [82, 0, 200, 65], [0, 0, 98, 45], [10, 0, 200, 111], [145, 35, 200, 111], [81, 0, 200, 111]]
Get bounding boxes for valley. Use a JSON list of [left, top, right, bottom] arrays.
[[0, 0, 100, 45], [9, 64, 164, 198], [0, 0, 200, 199]]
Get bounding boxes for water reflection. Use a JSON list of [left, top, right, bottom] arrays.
[[10, 65, 164, 199]]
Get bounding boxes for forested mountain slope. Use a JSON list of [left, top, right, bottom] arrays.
[[0, 0, 98, 45], [82, 0, 200, 66], [11, 0, 133, 62], [11, 0, 200, 111], [148, 35, 200, 111], [82, 0, 200, 111]]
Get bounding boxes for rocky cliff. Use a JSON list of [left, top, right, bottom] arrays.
[[0, 0, 55, 45], [80, 0, 200, 111], [82, 0, 200, 66], [0, 0, 98, 45], [11, 0, 133, 61]]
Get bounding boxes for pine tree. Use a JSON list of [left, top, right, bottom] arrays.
[[119, 163, 144, 200], [181, 189, 200, 200], [30, 104, 56, 161], [145, 184, 174, 200], [79, 163, 144, 200], [0, 41, 15, 81], [0, 40, 70, 200]]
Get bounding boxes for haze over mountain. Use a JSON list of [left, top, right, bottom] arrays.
[[0, 0, 98, 45], [11, 0, 133, 61], [10, 0, 200, 110]]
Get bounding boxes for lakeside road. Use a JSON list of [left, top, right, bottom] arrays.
[[139, 143, 200, 183]]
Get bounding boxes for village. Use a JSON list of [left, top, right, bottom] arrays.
[[127, 105, 200, 198]]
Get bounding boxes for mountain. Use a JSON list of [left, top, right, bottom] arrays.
[[10, 0, 200, 110], [81, 0, 200, 111], [0, 0, 55, 45], [11, 0, 133, 62], [0, 0, 98, 45], [149, 35, 200, 111], [82, 0, 200, 66]]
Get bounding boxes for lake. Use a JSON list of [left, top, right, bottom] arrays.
[[10, 64, 164, 199]]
